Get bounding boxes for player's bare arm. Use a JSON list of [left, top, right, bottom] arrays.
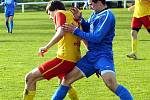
[[128, 5, 135, 12], [39, 27, 64, 54]]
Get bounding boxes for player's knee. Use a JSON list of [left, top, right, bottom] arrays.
[[105, 78, 117, 92], [62, 78, 71, 85], [62, 77, 72, 85], [131, 31, 138, 38], [25, 72, 33, 83]]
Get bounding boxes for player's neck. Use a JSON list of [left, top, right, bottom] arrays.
[[95, 6, 107, 14]]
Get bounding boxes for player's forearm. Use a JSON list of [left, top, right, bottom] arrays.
[[80, 18, 90, 32], [128, 5, 135, 12], [74, 28, 103, 43], [45, 35, 62, 50], [45, 38, 58, 50], [74, 18, 112, 43], [45, 27, 64, 50]]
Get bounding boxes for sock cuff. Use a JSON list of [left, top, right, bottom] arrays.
[[60, 85, 70, 90], [28, 90, 36, 95], [115, 85, 123, 96], [68, 86, 77, 94]]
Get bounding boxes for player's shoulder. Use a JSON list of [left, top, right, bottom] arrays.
[[56, 10, 65, 15], [96, 9, 114, 20], [56, 10, 74, 19], [54, 10, 67, 19], [96, 9, 112, 17], [56, 10, 72, 15]]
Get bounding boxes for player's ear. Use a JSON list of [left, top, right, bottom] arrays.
[[70, 7, 79, 14]]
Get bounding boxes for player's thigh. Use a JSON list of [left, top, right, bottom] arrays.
[[75, 55, 97, 78], [9, 16, 14, 20], [95, 57, 115, 74], [5, 17, 9, 21], [62, 66, 84, 85], [39, 58, 76, 80], [131, 17, 142, 32], [25, 68, 43, 83], [28, 68, 43, 79], [141, 15, 150, 31], [96, 57, 117, 88]]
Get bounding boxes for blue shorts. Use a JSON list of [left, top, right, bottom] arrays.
[[76, 55, 115, 77], [5, 6, 15, 17]]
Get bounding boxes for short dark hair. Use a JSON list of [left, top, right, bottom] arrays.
[[92, 0, 106, 5], [46, 0, 65, 13]]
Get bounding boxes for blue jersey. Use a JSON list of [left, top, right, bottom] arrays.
[[2, 0, 16, 16], [2, 0, 16, 5], [74, 9, 115, 62]]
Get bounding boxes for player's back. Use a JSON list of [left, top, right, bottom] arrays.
[[133, 0, 150, 18], [54, 10, 81, 62]]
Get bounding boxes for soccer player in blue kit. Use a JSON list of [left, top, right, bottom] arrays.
[[51, 0, 133, 100], [1, 0, 17, 33]]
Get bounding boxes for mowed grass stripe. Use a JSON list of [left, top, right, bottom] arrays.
[[0, 9, 150, 100]]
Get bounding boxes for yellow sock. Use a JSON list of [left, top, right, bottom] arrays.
[[22, 89, 36, 100], [68, 86, 79, 100], [132, 39, 137, 54]]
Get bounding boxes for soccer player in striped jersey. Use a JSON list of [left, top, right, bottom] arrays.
[[1, 0, 17, 33], [22, 0, 84, 100], [127, 0, 150, 59], [51, 0, 133, 100]]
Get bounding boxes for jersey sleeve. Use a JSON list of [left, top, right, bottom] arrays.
[[54, 12, 66, 30], [73, 11, 114, 43], [80, 12, 94, 32]]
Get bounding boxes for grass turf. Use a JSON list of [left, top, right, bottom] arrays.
[[0, 9, 150, 100]]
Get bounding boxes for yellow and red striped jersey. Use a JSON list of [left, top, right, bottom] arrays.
[[54, 10, 81, 62]]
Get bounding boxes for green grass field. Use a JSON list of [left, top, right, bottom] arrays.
[[0, 9, 150, 100]]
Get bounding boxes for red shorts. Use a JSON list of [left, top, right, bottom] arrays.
[[131, 15, 150, 30], [38, 58, 75, 80]]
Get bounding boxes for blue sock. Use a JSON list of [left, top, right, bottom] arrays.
[[115, 85, 133, 100], [10, 20, 13, 33], [51, 85, 70, 100], [6, 21, 9, 32]]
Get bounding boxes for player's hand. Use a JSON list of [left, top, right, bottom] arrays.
[[70, 7, 82, 21], [38, 47, 48, 57], [62, 23, 77, 33]]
